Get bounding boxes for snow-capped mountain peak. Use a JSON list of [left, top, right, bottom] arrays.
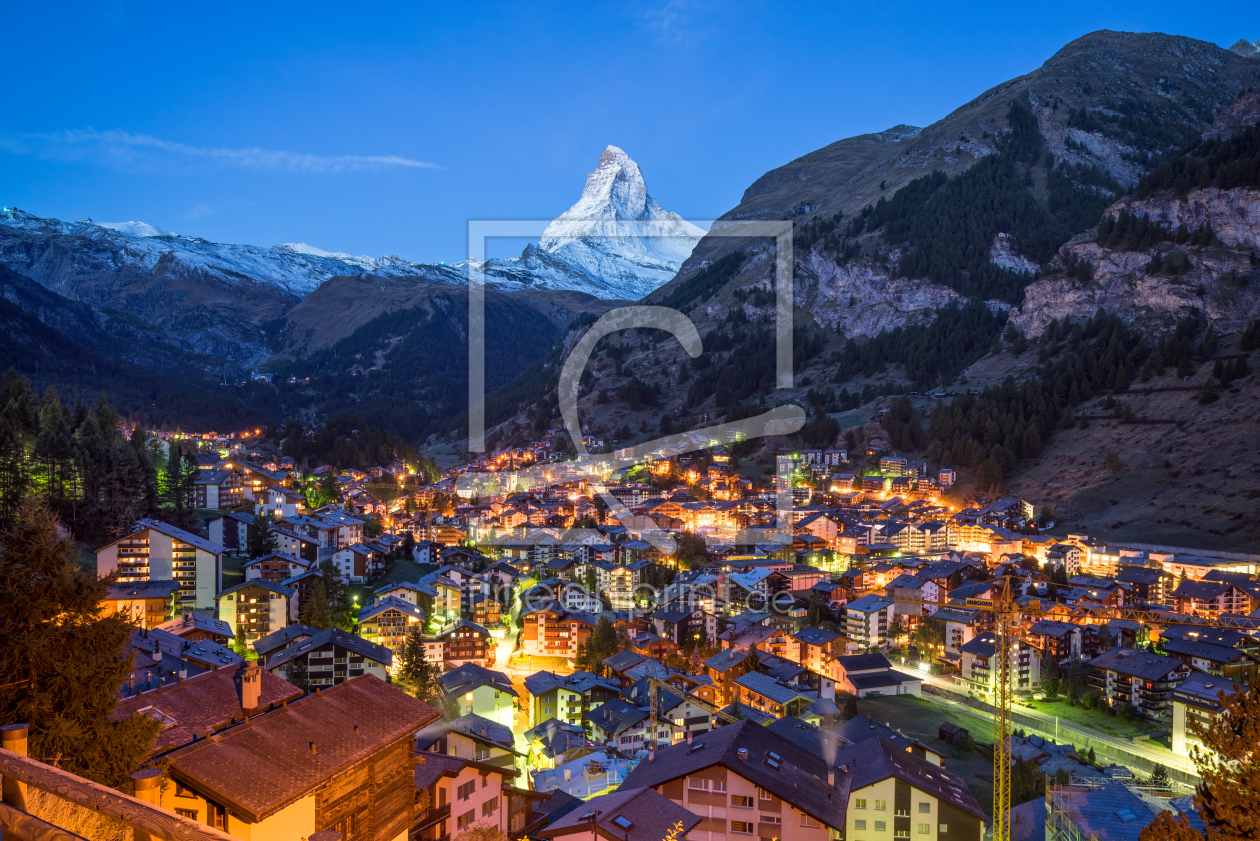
[[524, 145, 703, 299]]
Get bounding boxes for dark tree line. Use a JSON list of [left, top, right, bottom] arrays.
[[1095, 208, 1218, 252], [1135, 121, 1260, 198], [0, 370, 201, 539], [847, 102, 1115, 303], [927, 310, 1213, 492], [275, 416, 431, 474], [831, 299, 1009, 390]]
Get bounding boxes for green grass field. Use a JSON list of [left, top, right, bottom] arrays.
[[1022, 699, 1160, 738], [852, 695, 997, 816]]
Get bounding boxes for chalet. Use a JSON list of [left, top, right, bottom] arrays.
[[216, 579, 297, 645], [1115, 565, 1170, 606], [520, 600, 596, 662], [618, 719, 852, 841], [357, 596, 426, 660], [243, 551, 311, 584], [835, 737, 990, 841], [415, 716, 526, 798], [523, 670, 622, 729], [1024, 620, 1083, 664], [156, 612, 233, 645], [329, 542, 379, 583], [193, 468, 243, 510], [439, 663, 518, 730], [1172, 580, 1251, 617], [100, 581, 177, 630], [790, 627, 844, 674], [265, 627, 392, 688], [253, 623, 317, 663], [156, 675, 438, 841], [426, 619, 495, 670], [959, 633, 1040, 697], [96, 519, 225, 610], [734, 672, 818, 719], [412, 739, 535, 841], [113, 660, 302, 758]]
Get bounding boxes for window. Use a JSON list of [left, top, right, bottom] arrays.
[[688, 778, 708, 790], [760, 816, 781, 825], [712, 780, 727, 793], [801, 814, 819, 828], [732, 795, 753, 808], [758, 786, 772, 801], [175, 782, 198, 799], [875, 821, 886, 832], [939, 825, 949, 833], [175, 809, 198, 820], [895, 831, 909, 839], [919, 803, 931, 814], [457, 781, 476, 801], [457, 810, 475, 829], [919, 824, 931, 835], [482, 797, 499, 816], [731, 822, 754, 835], [855, 799, 867, 809], [855, 820, 867, 831], [875, 800, 887, 811], [613, 817, 633, 830], [896, 809, 910, 817]]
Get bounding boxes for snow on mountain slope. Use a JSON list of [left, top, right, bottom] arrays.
[[523, 145, 704, 299], [0, 209, 453, 298], [96, 220, 178, 237], [0, 146, 697, 303]]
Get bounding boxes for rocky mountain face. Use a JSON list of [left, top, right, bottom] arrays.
[[646, 31, 1260, 341]]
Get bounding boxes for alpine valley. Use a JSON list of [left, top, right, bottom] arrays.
[[6, 29, 1260, 550]]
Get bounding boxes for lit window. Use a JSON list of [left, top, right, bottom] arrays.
[[731, 822, 754, 835], [919, 824, 931, 834], [855, 799, 867, 809], [939, 825, 949, 833], [875, 800, 887, 811]]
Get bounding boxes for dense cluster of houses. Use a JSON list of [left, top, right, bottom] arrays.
[[82, 433, 1260, 841]]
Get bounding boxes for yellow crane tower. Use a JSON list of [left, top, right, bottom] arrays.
[[897, 579, 1256, 841]]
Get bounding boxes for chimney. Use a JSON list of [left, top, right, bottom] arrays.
[[737, 748, 748, 761], [648, 743, 655, 762], [686, 730, 693, 746], [241, 660, 262, 712], [828, 769, 835, 787], [310, 741, 317, 754]]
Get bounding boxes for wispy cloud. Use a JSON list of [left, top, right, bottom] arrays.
[[640, 0, 710, 46], [0, 128, 440, 174], [187, 198, 253, 220]]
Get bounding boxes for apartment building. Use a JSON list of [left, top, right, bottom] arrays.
[[216, 579, 296, 645], [845, 595, 895, 651], [96, 519, 224, 610], [99, 581, 177, 630], [1087, 647, 1190, 722], [1170, 671, 1242, 758], [264, 627, 392, 688], [356, 596, 426, 662]]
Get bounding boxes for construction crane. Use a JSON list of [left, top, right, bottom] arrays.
[[895, 580, 1256, 841]]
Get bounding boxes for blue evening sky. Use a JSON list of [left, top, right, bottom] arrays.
[[2, 2, 1256, 263]]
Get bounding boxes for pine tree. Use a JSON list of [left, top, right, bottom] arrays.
[[0, 416, 28, 525], [298, 575, 334, 629], [0, 497, 159, 788], [129, 426, 159, 516], [33, 388, 76, 513], [246, 513, 279, 559], [399, 627, 438, 702], [1190, 682, 1260, 841], [284, 657, 311, 694]]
